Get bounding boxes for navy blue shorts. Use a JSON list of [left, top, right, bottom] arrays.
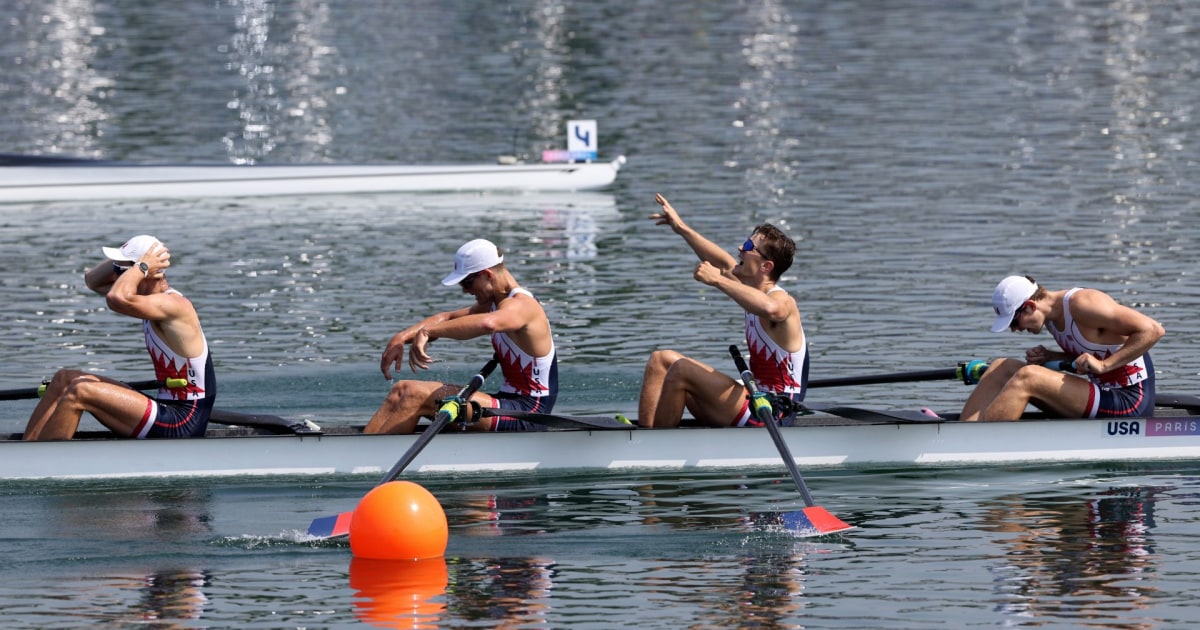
[[1087, 380, 1154, 418], [135, 397, 213, 438], [484, 392, 556, 432]]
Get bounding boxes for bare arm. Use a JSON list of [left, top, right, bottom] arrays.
[[693, 262, 794, 322], [410, 293, 549, 371], [104, 243, 175, 320], [1068, 289, 1165, 375], [85, 261, 121, 296], [379, 304, 477, 379], [652, 194, 737, 271]]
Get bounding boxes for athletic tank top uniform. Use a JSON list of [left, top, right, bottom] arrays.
[[486, 288, 557, 431], [135, 289, 216, 438], [1046, 288, 1154, 418], [746, 288, 808, 395], [736, 286, 809, 427]]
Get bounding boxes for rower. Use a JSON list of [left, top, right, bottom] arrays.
[[23, 235, 216, 441], [636, 194, 807, 429]]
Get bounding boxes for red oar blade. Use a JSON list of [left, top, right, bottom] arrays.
[[779, 506, 854, 537], [307, 510, 353, 539]]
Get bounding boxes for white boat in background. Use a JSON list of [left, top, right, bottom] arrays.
[[3, 404, 1200, 480], [0, 154, 626, 203]]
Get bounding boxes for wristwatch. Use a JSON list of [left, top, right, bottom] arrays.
[[138, 262, 150, 277]]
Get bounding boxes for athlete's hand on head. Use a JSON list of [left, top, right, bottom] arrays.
[[141, 243, 171, 275]]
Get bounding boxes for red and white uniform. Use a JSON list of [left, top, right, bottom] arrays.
[[491, 288, 556, 398], [745, 287, 806, 395], [135, 288, 215, 439], [143, 292, 211, 401], [1047, 288, 1150, 388]]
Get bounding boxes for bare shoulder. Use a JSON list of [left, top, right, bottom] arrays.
[[1069, 287, 1126, 315]]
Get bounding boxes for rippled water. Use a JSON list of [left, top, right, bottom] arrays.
[[3, 0, 1200, 627]]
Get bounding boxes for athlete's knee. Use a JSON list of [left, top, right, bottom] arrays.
[[384, 380, 427, 407], [663, 358, 703, 392], [1006, 364, 1047, 392], [646, 349, 682, 373], [59, 377, 102, 407]]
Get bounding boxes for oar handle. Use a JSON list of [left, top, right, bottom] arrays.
[[729, 345, 816, 507], [1044, 359, 1076, 373], [378, 356, 500, 485]]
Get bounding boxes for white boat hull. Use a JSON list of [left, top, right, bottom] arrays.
[[1, 413, 1197, 480], [0, 157, 625, 202]]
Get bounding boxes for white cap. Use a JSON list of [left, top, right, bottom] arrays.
[[990, 275, 1038, 332], [102, 235, 159, 263], [441, 239, 504, 286]]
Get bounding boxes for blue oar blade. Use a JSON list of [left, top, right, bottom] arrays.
[[307, 510, 353, 539], [779, 507, 855, 537]]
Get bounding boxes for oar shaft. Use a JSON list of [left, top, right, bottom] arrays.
[[0, 378, 163, 401], [807, 360, 989, 388], [808, 368, 959, 388], [730, 346, 816, 507], [377, 357, 499, 485]]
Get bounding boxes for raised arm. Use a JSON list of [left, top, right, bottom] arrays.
[[84, 260, 121, 296], [652, 193, 738, 271]]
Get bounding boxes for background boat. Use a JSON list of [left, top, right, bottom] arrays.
[[0, 154, 626, 201]]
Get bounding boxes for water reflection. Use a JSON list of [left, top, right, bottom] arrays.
[[981, 485, 1160, 623], [446, 556, 555, 628], [224, 0, 339, 163], [350, 557, 448, 629], [46, 488, 214, 625], [18, 0, 109, 156], [734, 0, 802, 213]]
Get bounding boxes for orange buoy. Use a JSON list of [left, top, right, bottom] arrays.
[[349, 481, 449, 560]]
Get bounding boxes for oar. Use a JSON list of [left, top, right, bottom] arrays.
[[729, 345, 853, 537], [208, 409, 322, 435], [0, 378, 172, 401], [1156, 393, 1200, 411], [808, 360, 989, 389], [306, 357, 499, 539], [478, 407, 635, 430]]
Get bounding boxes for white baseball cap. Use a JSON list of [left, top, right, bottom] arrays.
[[102, 235, 160, 264], [441, 239, 504, 286], [990, 275, 1038, 332]]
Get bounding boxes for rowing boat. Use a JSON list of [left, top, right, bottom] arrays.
[[3, 403, 1199, 480], [0, 154, 626, 202]]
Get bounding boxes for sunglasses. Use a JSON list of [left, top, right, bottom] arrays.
[[459, 272, 480, 289], [1009, 303, 1028, 330], [739, 238, 766, 257]]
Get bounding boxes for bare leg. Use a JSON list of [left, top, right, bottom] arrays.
[[24, 369, 91, 435], [25, 371, 153, 441], [649, 355, 748, 428], [960, 358, 1022, 421], [637, 350, 683, 427], [365, 380, 456, 434], [977, 365, 1093, 421]]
